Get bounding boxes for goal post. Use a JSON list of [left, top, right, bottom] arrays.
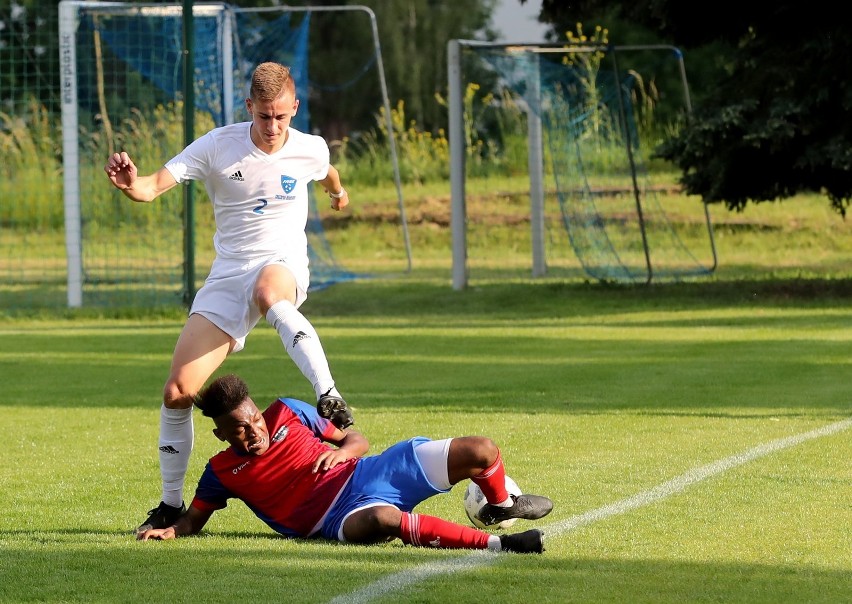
[[59, 1, 233, 308], [448, 39, 717, 290], [58, 1, 88, 307], [450, 39, 549, 290], [58, 1, 409, 308]]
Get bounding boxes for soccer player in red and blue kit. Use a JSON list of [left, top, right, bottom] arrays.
[[136, 374, 553, 553]]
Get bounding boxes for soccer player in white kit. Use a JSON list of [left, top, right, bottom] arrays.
[[104, 62, 353, 533]]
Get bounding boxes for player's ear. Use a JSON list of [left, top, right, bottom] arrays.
[[245, 98, 253, 114], [212, 428, 226, 442], [292, 98, 299, 115]]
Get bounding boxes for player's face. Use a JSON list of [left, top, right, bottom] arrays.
[[213, 398, 270, 456], [246, 93, 299, 153]]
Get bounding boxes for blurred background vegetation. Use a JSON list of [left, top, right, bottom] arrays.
[[3, 0, 850, 212], [0, 0, 848, 312]]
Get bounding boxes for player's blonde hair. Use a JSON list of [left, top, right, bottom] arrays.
[[249, 62, 296, 102]]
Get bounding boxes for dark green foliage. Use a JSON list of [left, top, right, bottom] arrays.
[[228, 0, 497, 137], [0, 1, 61, 112], [655, 7, 852, 216], [536, 0, 852, 216]]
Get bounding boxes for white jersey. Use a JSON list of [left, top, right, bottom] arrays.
[[164, 122, 330, 265]]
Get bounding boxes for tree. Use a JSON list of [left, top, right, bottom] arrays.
[[1, 0, 61, 113], [227, 0, 497, 137], [532, 0, 851, 216]]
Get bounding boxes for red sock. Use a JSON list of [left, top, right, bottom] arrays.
[[470, 448, 509, 504], [399, 512, 490, 550]]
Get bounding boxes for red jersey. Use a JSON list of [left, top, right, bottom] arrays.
[[191, 398, 358, 537]]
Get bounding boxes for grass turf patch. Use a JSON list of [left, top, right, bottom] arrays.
[[0, 279, 849, 603]]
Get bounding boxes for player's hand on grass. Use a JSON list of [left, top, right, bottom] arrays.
[[136, 526, 176, 541]]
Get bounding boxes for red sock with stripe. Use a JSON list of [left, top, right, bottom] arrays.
[[399, 512, 490, 549], [469, 448, 509, 504]]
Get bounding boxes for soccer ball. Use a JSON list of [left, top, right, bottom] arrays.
[[463, 475, 522, 529]]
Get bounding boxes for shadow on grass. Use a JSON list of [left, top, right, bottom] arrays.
[[2, 275, 851, 320], [302, 276, 852, 320], [0, 532, 847, 603], [1, 275, 848, 415]]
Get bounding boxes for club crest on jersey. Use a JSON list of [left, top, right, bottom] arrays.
[[271, 425, 289, 443], [280, 175, 296, 194]]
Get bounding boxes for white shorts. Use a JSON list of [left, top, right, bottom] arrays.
[[190, 254, 309, 353]]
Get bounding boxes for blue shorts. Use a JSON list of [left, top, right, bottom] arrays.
[[319, 437, 450, 541]]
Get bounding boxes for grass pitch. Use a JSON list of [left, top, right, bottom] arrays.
[[1, 275, 849, 603]]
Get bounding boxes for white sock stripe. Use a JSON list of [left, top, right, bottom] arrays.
[[477, 458, 503, 479], [408, 513, 421, 546]]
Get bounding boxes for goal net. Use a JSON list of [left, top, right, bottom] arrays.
[[448, 41, 717, 288], [58, 1, 405, 307]]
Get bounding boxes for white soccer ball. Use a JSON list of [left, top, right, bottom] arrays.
[[463, 475, 522, 529]]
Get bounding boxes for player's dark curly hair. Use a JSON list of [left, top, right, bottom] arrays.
[[198, 374, 250, 419]]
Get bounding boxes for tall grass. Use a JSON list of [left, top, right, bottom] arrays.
[[333, 100, 451, 186], [0, 98, 64, 229], [4, 38, 685, 232]]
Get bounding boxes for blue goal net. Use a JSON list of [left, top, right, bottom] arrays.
[[468, 44, 717, 283], [67, 3, 362, 308]]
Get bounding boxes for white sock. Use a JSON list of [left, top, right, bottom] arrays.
[[266, 300, 338, 400], [159, 405, 193, 507], [487, 535, 502, 551]]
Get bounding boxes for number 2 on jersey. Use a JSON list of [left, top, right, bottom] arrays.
[[252, 199, 268, 215]]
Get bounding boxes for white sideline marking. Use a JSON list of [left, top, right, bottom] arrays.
[[548, 417, 851, 534], [329, 418, 851, 604]]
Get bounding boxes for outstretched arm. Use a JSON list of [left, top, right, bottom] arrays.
[[104, 151, 178, 202], [311, 428, 369, 473], [136, 504, 213, 541]]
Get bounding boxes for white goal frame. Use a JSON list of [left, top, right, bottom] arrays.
[[59, 1, 408, 307], [448, 39, 549, 291], [447, 39, 715, 290]]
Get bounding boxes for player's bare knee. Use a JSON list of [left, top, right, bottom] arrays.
[[253, 279, 297, 315], [371, 506, 402, 533], [162, 381, 197, 409], [255, 288, 296, 316], [345, 506, 400, 543], [253, 287, 277, 315], [455, 435, 499, 466]]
